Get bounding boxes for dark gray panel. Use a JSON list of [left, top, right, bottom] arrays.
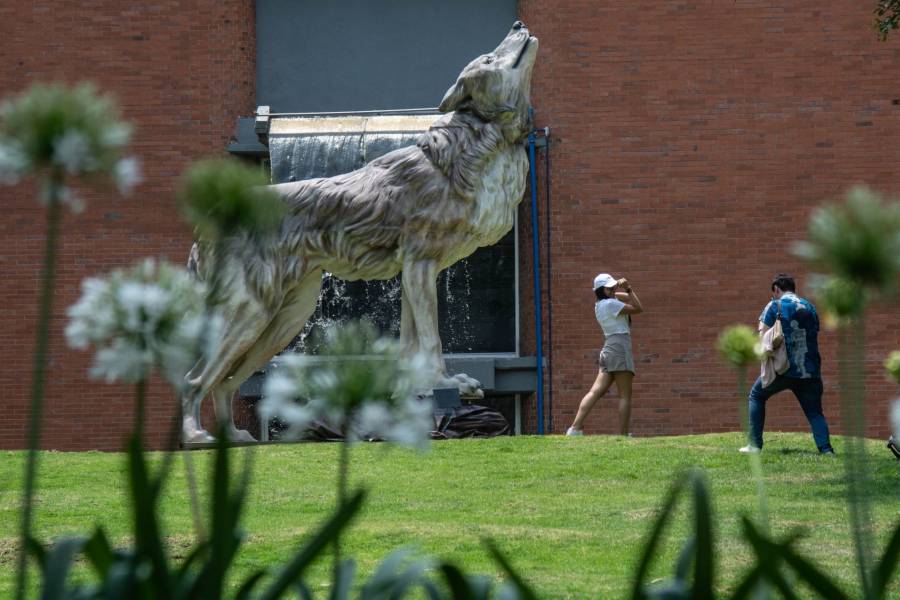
[[240, 355, 538, 397], [256, 0, 518, 112]]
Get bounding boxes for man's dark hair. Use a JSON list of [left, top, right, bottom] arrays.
[[771, 273, 796, 293]]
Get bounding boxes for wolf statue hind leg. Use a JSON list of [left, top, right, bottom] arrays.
[[181, 291, 273, 443], [183, 269, 324, 443]]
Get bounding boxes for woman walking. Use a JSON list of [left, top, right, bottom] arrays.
[[566, 273, 644, 436]]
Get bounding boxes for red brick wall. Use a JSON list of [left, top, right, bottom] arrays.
[[1, 1, 898, 450], [0, 1, 255, 450], [518, 0, 900, 439]]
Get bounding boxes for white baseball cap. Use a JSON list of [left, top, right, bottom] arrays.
[[592, 273, 618, 291]]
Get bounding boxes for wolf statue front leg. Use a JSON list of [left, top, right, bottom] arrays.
[[401, 258, 483, 398]]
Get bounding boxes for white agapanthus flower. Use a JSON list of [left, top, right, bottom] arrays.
[[49, 131, 141, 199], [53, 130, 96, 174], [0, 83, 140, 211], [66, 258, 219, 389], [891, 399, 900, 440], [260, 323, 433, 449], [101, 122, 132, 148], [38, 183, 85, 213], [0, 140, 29, 184], [113, 156, 142, 195], [357, 395, 435, 450]]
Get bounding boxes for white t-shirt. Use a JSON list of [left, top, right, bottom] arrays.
[[595, 298, 630, 336]]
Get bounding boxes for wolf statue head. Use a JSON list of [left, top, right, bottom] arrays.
[[439, 21, 539, 142]]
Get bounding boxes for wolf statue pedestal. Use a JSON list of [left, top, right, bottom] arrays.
[[182, 22, 539, 443]]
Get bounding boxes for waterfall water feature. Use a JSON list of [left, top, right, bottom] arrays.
[[267, 116, 516, 355]]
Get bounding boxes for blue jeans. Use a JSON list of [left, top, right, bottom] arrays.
[[748, 375, 833, 453]]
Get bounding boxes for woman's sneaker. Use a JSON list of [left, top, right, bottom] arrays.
[[738, 445, 760, 454], [565, 427, 583, 436]]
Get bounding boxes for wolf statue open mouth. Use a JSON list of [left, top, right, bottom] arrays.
[[183, 22, 539, 443]]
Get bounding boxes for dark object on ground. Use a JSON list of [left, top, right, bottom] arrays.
[[432, 404, 510, 439], [888, 435, 900, 460], [284, 401, 511, 442], [269, 390, 510, 441], [301, 420, 345, 442]]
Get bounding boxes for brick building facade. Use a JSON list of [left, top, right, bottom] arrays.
[[1, 1, 897, 450]]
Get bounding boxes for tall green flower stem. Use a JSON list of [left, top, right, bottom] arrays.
[[738, 367, 770, 534], [334, 424, 352, 575], [182, 447, 206, 542], [2, 80, 137, 600], [15, 176, 63, 600], [736, 356, 773, 600], [837, 319, 875, 597], [737, 366, 749, 435], [180, 247, 223, 545], [135, 378, 147, 441], [716, 325, 771, 566], [177, 157, 286, 546], [791, 186, 900, 596], [258, 321, 435, 585]]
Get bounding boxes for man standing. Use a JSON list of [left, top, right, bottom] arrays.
[[741, 274, 835, 454]]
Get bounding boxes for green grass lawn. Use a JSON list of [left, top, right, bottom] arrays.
[[1, 432, 898, 598]]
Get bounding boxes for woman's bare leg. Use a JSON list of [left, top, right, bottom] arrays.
[[614, 371, 634, 435], [571, 370, 614, 431]]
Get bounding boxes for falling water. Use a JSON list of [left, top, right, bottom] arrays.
[[267, 118, 515, 355]]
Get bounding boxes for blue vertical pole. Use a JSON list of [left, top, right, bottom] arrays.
[[527, 131, 544, 434]]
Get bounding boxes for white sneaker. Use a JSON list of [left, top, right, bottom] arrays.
[[739, 445, 760, 454], [566, 426, 583, 436]]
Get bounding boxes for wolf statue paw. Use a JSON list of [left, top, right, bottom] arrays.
[[439, 373, 484, 399], [225, 428, 257, 443], [182, 417, 215, 444], [182, 416, 256, 444]]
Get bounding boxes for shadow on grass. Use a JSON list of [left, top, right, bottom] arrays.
[[777, 457, 899, 501], [771, 448, 822, 456]]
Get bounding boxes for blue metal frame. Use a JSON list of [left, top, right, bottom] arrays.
[[527, 130, 544, 434]]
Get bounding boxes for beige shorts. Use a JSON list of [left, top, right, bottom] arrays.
[[599, 333, 635, 374]]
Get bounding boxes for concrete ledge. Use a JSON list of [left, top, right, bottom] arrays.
[[239, 354, 539, 398], [227, 117, 269, 156], [445, 355, 538, 394]]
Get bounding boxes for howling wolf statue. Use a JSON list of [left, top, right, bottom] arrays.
[[184, 22, 539, 442]]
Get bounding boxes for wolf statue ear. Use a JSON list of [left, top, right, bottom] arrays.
[[439, 77, 469, 113]]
